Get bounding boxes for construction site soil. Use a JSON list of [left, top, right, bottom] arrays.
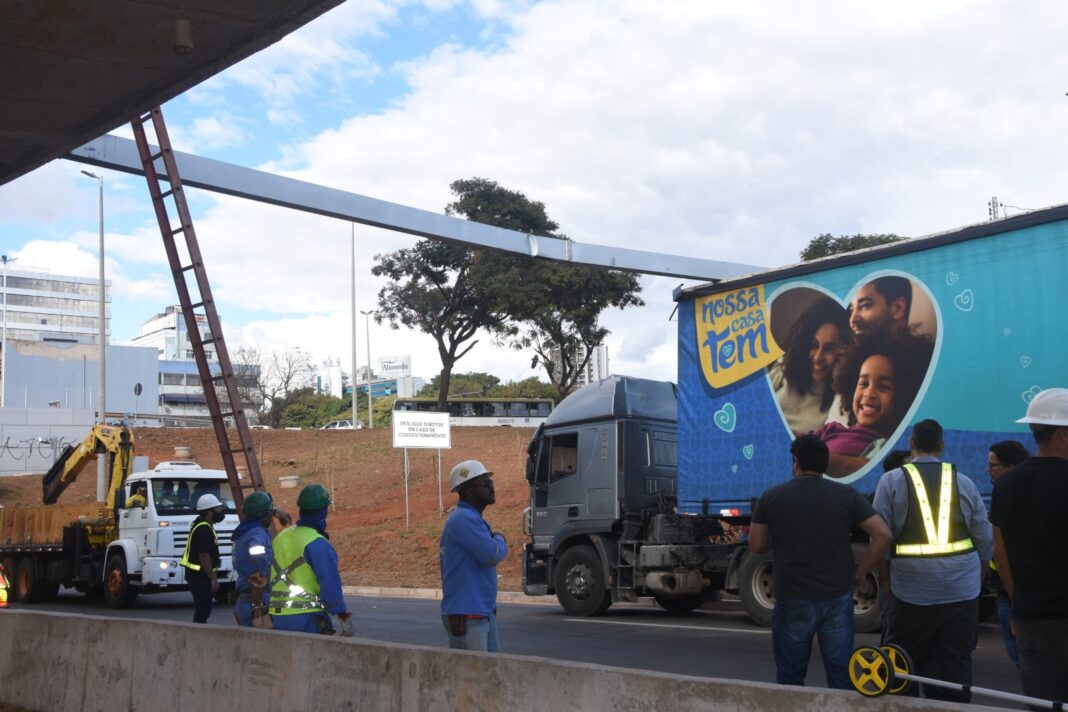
[[0, 427, 534, 591]]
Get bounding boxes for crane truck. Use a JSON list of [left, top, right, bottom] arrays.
[[0, 424, 239, 608]]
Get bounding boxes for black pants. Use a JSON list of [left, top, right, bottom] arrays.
[[884, 596, 978, 703], [188, 576, 214, 624]]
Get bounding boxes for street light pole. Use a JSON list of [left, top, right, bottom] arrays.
[[0, 254, 16, 408], [81, 170, 107, 502], [360, 310, 374, 428], [351, 224, 358, 428]]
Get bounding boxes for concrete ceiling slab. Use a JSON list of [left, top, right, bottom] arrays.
[[0, 0, 344, 187]]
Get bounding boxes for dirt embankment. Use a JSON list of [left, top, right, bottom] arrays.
[[0, 427, 534, 591]]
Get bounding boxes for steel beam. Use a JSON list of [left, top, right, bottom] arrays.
[[68, 135, 762, 281]]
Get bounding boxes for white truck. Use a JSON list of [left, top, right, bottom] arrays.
[[0, 425, 238, 608]]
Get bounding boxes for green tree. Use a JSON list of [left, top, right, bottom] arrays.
[[800, 233, 906, 261], [417, 372, 502, 398], [277, 389, 345, 429], [446, 178, 643, 400], [372, 240, 511, 413], [488, 377, 559, 401]]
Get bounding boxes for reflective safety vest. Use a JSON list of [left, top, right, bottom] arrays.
[[269, 526, 326, 616], [0, 562, 9, 608], [180, 520, 219, 571], [895, 462, 975, 557]]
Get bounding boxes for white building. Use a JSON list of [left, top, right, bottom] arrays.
[[551, 343, 610, 389], [0, 267, 110, 345], [128, 306, 258, 425]]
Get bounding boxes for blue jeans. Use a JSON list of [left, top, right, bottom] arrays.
[[772, 591, 854, 689], [441, 613, 500, 652]]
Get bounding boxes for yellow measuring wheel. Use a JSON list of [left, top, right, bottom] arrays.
[[848, 645, 893, 697], [881, 644, 914, 695]]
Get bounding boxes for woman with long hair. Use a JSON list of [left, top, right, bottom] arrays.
[[771, 298, 851, 436]]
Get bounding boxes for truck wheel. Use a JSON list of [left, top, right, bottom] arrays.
[[14, 557, 41, 603], [654, 594, 703, 615], [104, 555, 138, 609], [554, 545, 611, 616], [739, 551, 774, 627], [852, 542, 882, 633]]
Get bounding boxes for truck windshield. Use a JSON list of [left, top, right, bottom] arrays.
[[151, 479, 237, 515]]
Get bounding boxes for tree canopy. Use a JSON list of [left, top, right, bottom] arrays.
[[446, 178, 643, 400], [800, 233, 906, 261], [417, 372, 559, 402]]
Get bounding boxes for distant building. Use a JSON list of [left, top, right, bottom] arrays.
[[0, 266, 110, 345], [550, 343, 609, 389], [129, 305, 258, 425]]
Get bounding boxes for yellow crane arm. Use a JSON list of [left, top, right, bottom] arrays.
[[41, 424, 134, 505]]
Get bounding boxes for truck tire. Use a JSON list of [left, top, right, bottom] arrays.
[[739, 551, 774, 627], [654, 594, 703, 615], [554, 545, 611, 616], [104, 554, 138, 609], [14, 557, 41, 603], [852, 542, 882, 633]]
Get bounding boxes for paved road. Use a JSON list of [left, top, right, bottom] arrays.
[[26, 590, 1023, 706]]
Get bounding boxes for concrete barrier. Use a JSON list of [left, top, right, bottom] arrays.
[[0, 610, 996, 712]]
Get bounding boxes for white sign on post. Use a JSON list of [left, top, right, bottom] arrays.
[[392, 411, 452, 528], [392, 411, 451, 449]]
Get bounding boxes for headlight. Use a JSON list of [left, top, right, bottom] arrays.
[[159, 561, 169, 569]]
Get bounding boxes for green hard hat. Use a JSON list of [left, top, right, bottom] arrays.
[[297, 483, 331, 511], [243, 491, 274, 517]]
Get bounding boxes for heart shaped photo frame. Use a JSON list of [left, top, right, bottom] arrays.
[[765, 273, 940, 481]]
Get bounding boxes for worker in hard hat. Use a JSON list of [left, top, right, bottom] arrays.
[[0, 560, 9, 609], [233, 491, 292, 627], [180, 493, 228, 623], [268, 483, 353, 636], [991, 388, 1068, 703], [440, 460, 508, 652]]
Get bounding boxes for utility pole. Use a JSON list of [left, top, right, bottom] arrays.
[[0, 254, 16, 408], [81, 170, 107, 501], [360, 310, 374, 428], [351, 223, 358, 428]]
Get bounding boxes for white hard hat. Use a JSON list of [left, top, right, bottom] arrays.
[[196, 494, 224, 511], [449, 460, 493, 492], [1017, 388, 1068, 427]]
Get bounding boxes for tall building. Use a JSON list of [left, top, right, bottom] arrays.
[[129, 305, 258, 425], [0, 267, 110, 345], [551, 343, 610, 389]]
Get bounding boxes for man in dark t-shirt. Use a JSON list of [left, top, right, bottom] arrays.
[[750, 434, 892, 689], [991, 388, 1068, 703]]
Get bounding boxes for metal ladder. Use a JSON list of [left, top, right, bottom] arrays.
[[130, 107, 264, 509]]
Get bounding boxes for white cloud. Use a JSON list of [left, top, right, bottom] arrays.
[[7, 1, 1068, 388]]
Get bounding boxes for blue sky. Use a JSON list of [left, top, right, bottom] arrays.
[[2, 1, 1068, 384]]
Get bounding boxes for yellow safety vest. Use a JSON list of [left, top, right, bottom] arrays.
[[895, 462, 975, 557], [180, 520, 219, 571], [269, 526, 326, 616], [0, 563, 9, 608]]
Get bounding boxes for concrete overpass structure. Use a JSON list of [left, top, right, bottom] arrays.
[[0, 0, 344, 187]]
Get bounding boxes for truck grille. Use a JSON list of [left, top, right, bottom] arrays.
[[172, 529, 233, 555]]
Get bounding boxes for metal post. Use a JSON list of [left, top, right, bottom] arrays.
[[360, 309, 374, 428], [402, 447, 410, 528], [436, 448, 443, 515], [351, 223, 358, 428], [82, 170, 107, 501], [0, 253, 16, 408]]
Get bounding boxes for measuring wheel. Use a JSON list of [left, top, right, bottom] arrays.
[[880, 644, 914, 695], [849, 645, 894, 697]]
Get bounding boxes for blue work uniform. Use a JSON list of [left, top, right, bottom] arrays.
[[269, 510, 348, 634], [440, 501, 508, 651], [232, 519, 272, 626]]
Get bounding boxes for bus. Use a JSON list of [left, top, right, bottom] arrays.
[[392, 397, 553, 427]]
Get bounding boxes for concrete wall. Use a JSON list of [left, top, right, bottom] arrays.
[[0, 407, 94, 475], [0, 610, 990, 712]]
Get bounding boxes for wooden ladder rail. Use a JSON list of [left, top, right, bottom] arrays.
[[130, 106, 265, 508]]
